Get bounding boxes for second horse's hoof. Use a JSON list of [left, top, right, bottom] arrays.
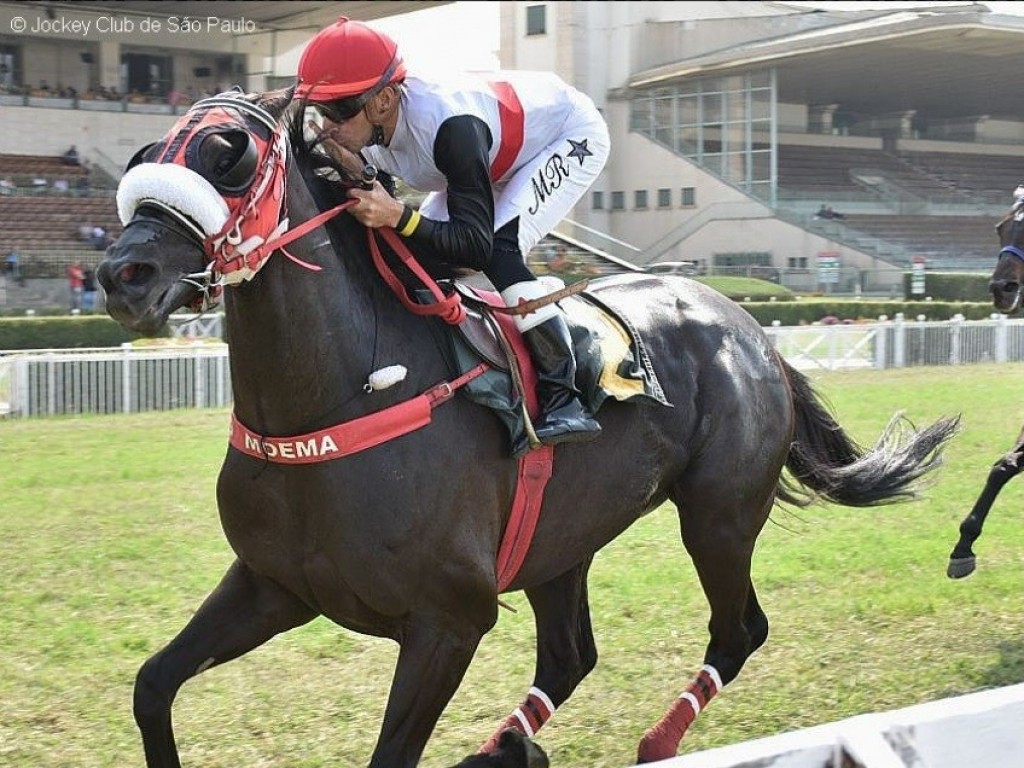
[[947, 556, 976, 579]]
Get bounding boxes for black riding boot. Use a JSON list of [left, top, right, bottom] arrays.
[[522, 314, 602, 450]]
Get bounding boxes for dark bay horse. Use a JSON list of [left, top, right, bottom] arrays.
[[948, 187, 1024, 579], [97, 88, 960, 768]]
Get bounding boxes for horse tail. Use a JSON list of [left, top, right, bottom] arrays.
[[778, 359, 961, 508]]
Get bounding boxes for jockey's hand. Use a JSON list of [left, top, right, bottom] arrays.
[[307, 120, 364, 178], [346, 182, 405, 230]]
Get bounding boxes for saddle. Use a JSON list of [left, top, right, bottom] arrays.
[[440, 279, 671, 453]]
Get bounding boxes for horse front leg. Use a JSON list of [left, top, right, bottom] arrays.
[[369, 608, 493, 768], [479, 559, 596, 754], [134, 559, 316, 768], [948, 439, 1024, 578]]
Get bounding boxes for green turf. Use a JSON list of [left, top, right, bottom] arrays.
[[1, 365, 1022, 767]]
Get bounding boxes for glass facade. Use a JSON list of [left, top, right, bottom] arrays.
[[631, 69, 776, 204]]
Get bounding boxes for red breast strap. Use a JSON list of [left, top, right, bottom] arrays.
[[229, 363, 488, 464]]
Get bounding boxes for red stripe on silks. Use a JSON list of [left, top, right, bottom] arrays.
[[636, 668, 721, 764], [487, 81, 525, 182]]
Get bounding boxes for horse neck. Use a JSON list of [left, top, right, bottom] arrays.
[[224, 163, 421, 434]]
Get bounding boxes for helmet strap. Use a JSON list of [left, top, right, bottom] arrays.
[[368, 124, 386, 147]]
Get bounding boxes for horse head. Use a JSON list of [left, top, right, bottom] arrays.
[[96, 88, 297, 335], [991, 184, 1024, 314]]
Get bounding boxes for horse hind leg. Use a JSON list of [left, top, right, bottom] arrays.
[[948, 439, 1024, 578], [478, 559, 597, 755], [134, 559, 315, 768], [636, 491, 772, 764]]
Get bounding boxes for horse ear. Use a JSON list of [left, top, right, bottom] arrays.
[[258, 85, 296, 120]]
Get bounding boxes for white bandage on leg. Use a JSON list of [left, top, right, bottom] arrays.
[[501, 278, 564, 332]]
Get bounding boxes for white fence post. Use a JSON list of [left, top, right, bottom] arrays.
[[46, 351, 56, 416], [950, 314, 963, 365], [121, 343, 132, 414], [193, 346, 204, 408], [893, 313, 905, 368], [996, 313, 1008, 364], [874, 317, 888, 369]]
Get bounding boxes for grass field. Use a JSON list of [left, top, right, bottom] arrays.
[[2, 364, 1023, 767]]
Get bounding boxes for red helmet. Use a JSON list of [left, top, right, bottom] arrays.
[[296, 16, 406, 103]]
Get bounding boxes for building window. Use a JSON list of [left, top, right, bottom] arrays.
[[657, 188, 672, 208], [681, 187, 696, 206], [526, 5, 547, 36], [0, 44, 22, 91], [611, 191, 625, 210], [592, 190, 604, 210], [634, 190, 648, 209], [787, 257, 808, 269]]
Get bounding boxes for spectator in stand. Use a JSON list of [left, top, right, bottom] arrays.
[[53, 178, 69, 193], [91, 225, 107, 250], [67, 260, 85, 311], [82, 267, 97, 311], [0, 177, 14, 196], [5, 247, 23, 286], [62, 145, 80, 166], [814, 203, 846, 221]]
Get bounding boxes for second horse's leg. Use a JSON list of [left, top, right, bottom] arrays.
[[134, 558, 316, 768], [948, 436, 1024, 579]]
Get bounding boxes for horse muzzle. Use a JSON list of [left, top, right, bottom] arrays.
[[990, 277, 1022, 314], [97, 231, 204, 335]]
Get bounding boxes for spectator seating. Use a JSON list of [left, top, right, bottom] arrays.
[[778, 144, 962, 201], [897, 150, 1022, 205], [0, 154, 120, 278], [841, 214, 996, 266]]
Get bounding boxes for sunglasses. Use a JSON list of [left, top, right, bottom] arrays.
[[312, 98, 367, 124]]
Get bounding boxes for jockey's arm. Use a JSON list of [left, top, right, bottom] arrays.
[[398, 115, 495, 271]]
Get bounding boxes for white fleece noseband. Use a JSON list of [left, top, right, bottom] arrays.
[[117, 162, 230, 240]]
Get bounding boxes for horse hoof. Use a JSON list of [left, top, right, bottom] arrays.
[[947, 556, 976, 579]]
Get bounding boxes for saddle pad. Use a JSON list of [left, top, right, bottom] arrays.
[[449, 287, 671, 451]]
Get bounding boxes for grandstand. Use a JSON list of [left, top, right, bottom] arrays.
[[4, 1, 1024, 310]]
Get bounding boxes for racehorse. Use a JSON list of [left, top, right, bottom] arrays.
[[96, 88, 960, 768], [948, 186, 1024, 579]]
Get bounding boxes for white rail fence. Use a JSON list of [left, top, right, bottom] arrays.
[[654, 682, 1024, 768], [3, 313, 1024, 418]]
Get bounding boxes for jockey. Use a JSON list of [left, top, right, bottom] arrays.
[[295, 17, 608, 454]]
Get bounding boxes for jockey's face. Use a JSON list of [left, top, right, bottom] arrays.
[[318, 106, 372, 152]]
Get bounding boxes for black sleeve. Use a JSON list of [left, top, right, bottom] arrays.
[[404, 114, 495, 271]]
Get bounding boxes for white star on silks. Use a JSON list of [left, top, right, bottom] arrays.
[[566, 138, 593, 165]]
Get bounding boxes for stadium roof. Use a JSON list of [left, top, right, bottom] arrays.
[[17, 1, 450, 31], [628, 3, 1024, 121]]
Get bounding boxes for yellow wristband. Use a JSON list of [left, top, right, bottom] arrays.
[[398, 208, 421, 237]]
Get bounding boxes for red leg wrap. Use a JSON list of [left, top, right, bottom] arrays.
[[637, 666, 720, 764], [478, 688, 555, 754]]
